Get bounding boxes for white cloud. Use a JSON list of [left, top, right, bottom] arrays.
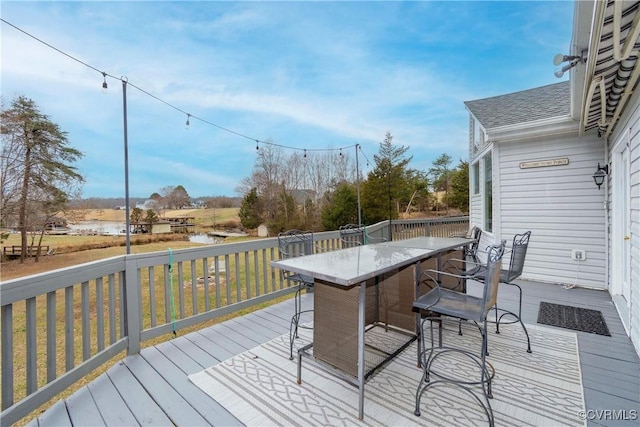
[[1, 1, 573, 197]]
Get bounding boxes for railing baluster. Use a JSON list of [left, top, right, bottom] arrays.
[[96, 277, 104, 352], [233, 252, 242, 302], [202, 258, 210, 311], [262, 249, 269, 294], [108, 273, 116, 344], [119, 271, 126, 338], [224, 254, 231, 305], [254, 250, 263, 297], [46, 291, 56, 383], [244, 251, 251, 299], [81, 281, 90, 361], [164, 264, 171, 323], [26, 297, 37, 395], [177, 261, 185, 319], [65, 286, 74, 371], [149, 266, 156, 328], [1, 304, 14, 410], [214, 257, 221, 308], [191, 259, 197, 316], [231, 254, 237, 305]]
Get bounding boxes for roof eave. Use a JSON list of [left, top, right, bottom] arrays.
[[485, 116, 579, 143]]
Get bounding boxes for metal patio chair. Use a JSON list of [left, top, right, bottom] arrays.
[[412, 241, 506, 427], [449, 231, 533, 353], [339, 223, 365, 248], [277, 229, 316, 360]]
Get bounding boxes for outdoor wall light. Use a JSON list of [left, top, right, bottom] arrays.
[[592, 163, 609, 189], [553, 53, 586, 78]]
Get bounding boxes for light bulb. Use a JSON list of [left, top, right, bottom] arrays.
[[101, 72, 108, 94]]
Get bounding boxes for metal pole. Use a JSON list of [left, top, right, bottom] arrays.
[[388, 162, 392, 240], [122, 78, 131, 254], [355, 144, 362, 227]]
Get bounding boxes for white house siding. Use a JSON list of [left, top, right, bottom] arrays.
[[470, 193, 483, 230], [495, 133, 606, 289], [610, 92, 640, 356]]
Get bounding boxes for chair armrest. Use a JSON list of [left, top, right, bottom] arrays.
[[418, 268, 467, 293], [364, 235, 387, 244], [441, 258, 484, 274]]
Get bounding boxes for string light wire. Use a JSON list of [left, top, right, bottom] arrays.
[[1, 17, 362, 156]]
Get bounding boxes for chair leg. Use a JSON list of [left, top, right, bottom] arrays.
[[289, 285, 302, 360], [496, 282, 531, 353], [414, 318, 495, 425], [480, 320, 495, 426]]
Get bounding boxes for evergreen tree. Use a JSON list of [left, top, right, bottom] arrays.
[[1, 96, 84, 262], [239, 188, 263, 229], [361, 132, 412, 224], [321, 181, 359, 230], [449, 160, 469, 212], [429, 153, 453, 213]]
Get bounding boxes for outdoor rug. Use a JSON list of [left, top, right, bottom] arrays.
[[537, 301, 611, 336], [189, 322, 585, 426]]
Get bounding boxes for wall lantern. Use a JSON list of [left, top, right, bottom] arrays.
[[592, 163, 609, 189]]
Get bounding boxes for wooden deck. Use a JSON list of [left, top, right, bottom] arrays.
[[26, 280, 640, 427]]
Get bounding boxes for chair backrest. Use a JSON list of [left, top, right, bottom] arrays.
[[505, 231, 531, 282], [339, 224, 365, 248], [277, 230, 314, 260], [481, 240, 506, 315], [468, 226, 483, 262]]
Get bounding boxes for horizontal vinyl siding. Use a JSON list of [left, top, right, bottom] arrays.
[[497, 134, 606, 289], [470, 193, 482, 229]]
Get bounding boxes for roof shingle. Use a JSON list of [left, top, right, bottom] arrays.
[[464, 81, 570, 129]]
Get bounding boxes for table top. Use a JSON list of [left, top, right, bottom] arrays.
[[271, 244, 431, 287], [271, 237, 473, 287]]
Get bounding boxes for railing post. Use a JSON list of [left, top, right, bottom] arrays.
[[124, 256, 142, 355]]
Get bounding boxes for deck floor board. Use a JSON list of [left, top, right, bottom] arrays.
[[86, 374, 139, 426], [106, 362, 173, 426], [30, 280, 639, 427], [123, 352, 210, 426]]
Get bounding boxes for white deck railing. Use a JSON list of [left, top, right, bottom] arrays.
[[0, 217, 468, 425]]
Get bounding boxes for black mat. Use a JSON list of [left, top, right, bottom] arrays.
[[537, 302, 611, 336]]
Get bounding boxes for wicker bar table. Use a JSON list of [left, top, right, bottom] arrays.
[[271, 237, 473, 420]]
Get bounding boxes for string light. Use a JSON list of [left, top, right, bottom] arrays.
[[304, 149, 307, 158], [185, 113, 191, 129], [1, 17, 367, 159]]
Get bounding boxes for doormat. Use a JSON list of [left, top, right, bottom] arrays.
[[537, 301, 611, 336]]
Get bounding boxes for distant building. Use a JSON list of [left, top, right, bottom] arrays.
[[257, 224, 269, 237], [131, 221, 171, 234]]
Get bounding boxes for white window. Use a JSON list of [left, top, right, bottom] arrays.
[[483, 153, 492, 232], [473, 117, 484, 149], [472, 162, 480, 195]]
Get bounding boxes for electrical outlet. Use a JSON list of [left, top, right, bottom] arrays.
[[571, 249, 586, 261]]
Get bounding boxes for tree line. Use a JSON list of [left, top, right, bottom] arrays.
[[238, 132, 468, 233]]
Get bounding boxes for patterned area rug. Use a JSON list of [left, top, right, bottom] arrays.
[[189, 322, 585, 426]]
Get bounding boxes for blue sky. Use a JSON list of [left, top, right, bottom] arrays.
[[1, 1, 574, 199]]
